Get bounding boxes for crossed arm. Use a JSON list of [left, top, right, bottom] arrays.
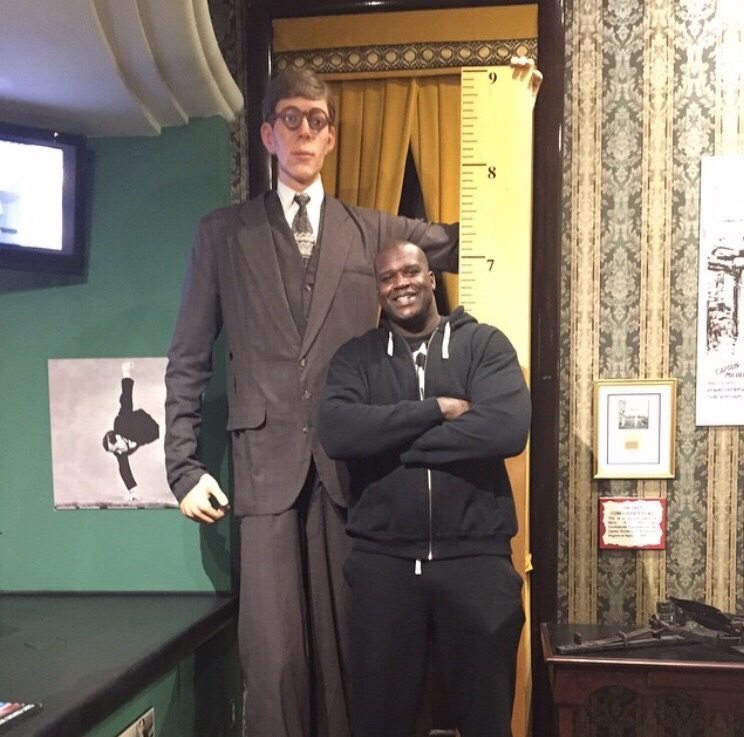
[[317, 332, 530, 466]]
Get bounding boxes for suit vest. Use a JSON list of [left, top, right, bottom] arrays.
[[265, 192, 325, 337]]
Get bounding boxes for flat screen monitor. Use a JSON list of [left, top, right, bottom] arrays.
[[0, 122, 86, 275]]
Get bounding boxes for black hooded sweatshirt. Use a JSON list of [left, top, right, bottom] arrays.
[[317, 306, 531, 561]]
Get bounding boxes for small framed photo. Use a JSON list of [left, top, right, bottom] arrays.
[[593, 379, 677, 479]]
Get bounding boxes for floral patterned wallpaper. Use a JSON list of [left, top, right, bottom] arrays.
[[561, 0, 744, 733]]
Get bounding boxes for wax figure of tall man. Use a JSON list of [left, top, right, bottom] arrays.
[[163, 70, 462, 737], [318, 241, 532, 737]]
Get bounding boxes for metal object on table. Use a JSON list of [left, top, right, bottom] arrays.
[[555, 598, 744, 657]]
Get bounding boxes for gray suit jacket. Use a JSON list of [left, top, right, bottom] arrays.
[[165, 193, 457, 516]]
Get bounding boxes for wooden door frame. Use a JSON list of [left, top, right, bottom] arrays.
[[241, 3, 563, 733]]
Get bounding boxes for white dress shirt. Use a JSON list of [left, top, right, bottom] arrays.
[[276, 178, 324, 238]]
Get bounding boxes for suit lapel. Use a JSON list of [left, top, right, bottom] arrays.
[[236, 195, 301, 345], [301, 197, 353, 354]]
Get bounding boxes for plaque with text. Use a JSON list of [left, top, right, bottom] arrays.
[[599, 497, 666, 550]]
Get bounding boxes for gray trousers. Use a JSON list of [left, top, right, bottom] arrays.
[[239, 470, 351, 737]]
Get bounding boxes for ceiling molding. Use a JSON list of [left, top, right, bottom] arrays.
[[0, 0, 244, 136]]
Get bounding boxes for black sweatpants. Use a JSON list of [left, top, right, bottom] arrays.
[[344, 550, 524, 737]]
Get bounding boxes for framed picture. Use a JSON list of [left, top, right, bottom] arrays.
[[593, 379, 677, 479]]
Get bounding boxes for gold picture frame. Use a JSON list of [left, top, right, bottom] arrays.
[[593, 379, 677, 479]]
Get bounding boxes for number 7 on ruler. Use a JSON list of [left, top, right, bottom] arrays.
[[459, 65, 536, 347]]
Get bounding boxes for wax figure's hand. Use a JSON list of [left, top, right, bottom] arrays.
[[510, 55, 543, 97], [437, 397, 471, 420], [179, 473, 230, 523]]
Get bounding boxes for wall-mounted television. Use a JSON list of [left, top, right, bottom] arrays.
[[0, 122, 86, 275]]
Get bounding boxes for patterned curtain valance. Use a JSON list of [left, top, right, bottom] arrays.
[[273, 38, 538, 78], [272, 6, 537, 79]]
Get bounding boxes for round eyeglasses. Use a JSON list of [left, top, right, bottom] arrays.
[[268, 106, 332, 132]]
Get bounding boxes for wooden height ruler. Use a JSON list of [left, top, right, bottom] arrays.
[[459, 65, 538, 737], [459, 66, 535, 365]]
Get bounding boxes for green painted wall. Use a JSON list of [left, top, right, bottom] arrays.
[[0, 117, 234, 592], [83, 626, 241, 737]]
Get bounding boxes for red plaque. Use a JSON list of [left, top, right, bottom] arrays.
[[598, 497, 666, 550]]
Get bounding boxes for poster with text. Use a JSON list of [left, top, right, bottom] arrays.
[[48, 357, 176, 509], [696, 155, 744, 425]]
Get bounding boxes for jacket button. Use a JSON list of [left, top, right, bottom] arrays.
[[302, 389, 311, 399], [299, 357, 307, 368], [302, 425, 309, 434]]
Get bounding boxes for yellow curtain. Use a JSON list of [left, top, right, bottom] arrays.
[[324, 74, 463, 299], [323, 78, 417, 212], [409, 75, 461, 306]]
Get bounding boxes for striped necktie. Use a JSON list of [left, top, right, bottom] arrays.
[[292, 193, 314, 261]]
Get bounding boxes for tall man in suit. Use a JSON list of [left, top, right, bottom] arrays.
[[165, 65, 540, 737], [164, 69, 459, 737]]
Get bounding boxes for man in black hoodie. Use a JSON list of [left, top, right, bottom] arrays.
[[318, 240, 531, 737]]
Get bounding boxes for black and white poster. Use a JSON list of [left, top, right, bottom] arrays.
[[48, 357, 176, 508], [696, 155, 744, 425]]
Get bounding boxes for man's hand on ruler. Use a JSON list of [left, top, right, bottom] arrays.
[[510, 55, 543, 97]]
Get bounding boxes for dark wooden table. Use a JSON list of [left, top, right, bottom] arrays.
[[0, 592, 237, 737], [541, 623, 744, 737]]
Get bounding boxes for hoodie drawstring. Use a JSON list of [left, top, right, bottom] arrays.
[[387, 320, 451, 358], [442, 321, 451, 359]]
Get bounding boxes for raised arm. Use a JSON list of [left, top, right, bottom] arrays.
[[380, 212, 459, 274]]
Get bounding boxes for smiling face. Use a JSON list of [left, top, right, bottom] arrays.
[[375, 241, 440, 337], [260, 96, 336, 191]]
